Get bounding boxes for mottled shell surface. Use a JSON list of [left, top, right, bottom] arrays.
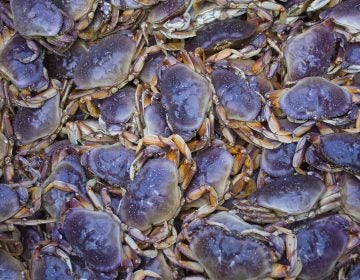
[[0, 34, 47, 90], [11, 0, 64, 37], [81, 143, 135, 187], [186, 19, 256, 53], [63, 208, 123, 272], [98, 86, 136, 126], [160, 63, 212, 141], [0, 184, 20, 222], [186, 146, 234, 207], [13, 94, 61, 145], [211, 68, 261, 121], [284, 23, 338, 82], [31, 254, 74, 280], [260, 143, 296, 177], [190, 226, 273, 280], [295, 215, 349, 280], [250, 175, 326, 215], [319, 133, 360, 174], [119, 158, 180, 231], [144, 102, 172, 137], [280, 77, 351, 121], [74, 32, 136, 89]]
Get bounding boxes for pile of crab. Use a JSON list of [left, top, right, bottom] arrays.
[[0, 0, 359, 279]]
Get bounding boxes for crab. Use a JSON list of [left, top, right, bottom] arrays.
[[141, 90, 172, 137], [266, 77, 360, 138], [234, 174, 343, 224], [44, 40, 87, 80], [294, 132, 360, 176], [134, 250, 177, 280], [30, 241, 75, 279], [0, 248, 26, 279], [52, 0, 99, 32], [342, 43, 360, 73], [8, 0, 77, 53], [293, 214, 360, 280], [138, 51, 165, 85], [73, 31, 142, 90], [0, 157, 43, 224], [260, 143, 297, 177], [185, 18, 257, 54], [96, 86, 138, 137], [283, 19, 346, 83], [58, 195, 156, 275], [147, 51, 213, 149], [183, 140, 257, 220], [188, 0, 285, 41], [13, 92, 62, 153], [210, 60, 291, 148], [80, 142, 135, 188], [320, 0, 360, 42], [340, 174, 360, 222], [141, 0, 226, 51], [42, 150, 88, 219], [229, 58, 274, 91], [119, 134, 196, 247], [71, 30, 160, 115], [189, 1, 247, 30], [63, 119, 116, 145], [0, 27, 48, 93], [164, 212, 301, 279]]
